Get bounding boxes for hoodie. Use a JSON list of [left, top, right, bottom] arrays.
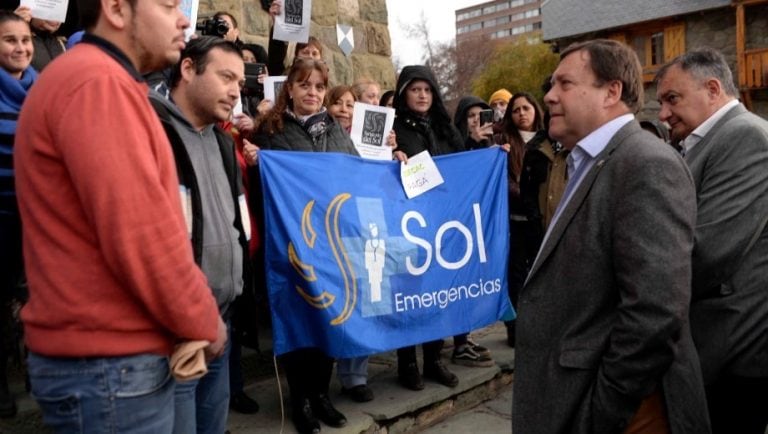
[[453, 95, 492, 150], [392, 65, 464, 157], [150, 91, 246, 317]]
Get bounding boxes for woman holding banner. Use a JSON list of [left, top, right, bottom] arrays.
[[249, 58, 355, 434], [391, 65, 464, 391]]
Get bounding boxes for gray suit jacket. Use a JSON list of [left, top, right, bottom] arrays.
[[685, 103, 768, 383], [513, 120, 710, 434]]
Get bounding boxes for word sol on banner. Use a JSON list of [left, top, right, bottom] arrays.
[[402, 203, 488, 276]]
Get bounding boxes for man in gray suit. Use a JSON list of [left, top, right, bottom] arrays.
[[656, 48, 768, 434], [513, 39, 710, 434]]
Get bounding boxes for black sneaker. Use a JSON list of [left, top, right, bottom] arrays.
[[341, 384, 374, 402], [229, 390, 259, 414], [452, 344, 495, 367], [310, 394, 347, 428], [423, 360, 459, 387], [467, 337, 491, 357], [398, 361, 424, 391], [291, 398, 320, 434]]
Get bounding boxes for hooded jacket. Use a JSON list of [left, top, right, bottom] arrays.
[[149, 91, 250, 319], [392, 65, 464, 157], [453, 95, 492, 150]]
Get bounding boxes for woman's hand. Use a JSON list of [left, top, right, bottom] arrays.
[[14, 6, 32, 22], [386, 130, 397, 149], [243, 139, 261, 166], [257, 99, 273, 117], [393, 150, 408, 163], [233, 114, 255, 135], [269, 0, 282, 18], [470, 122, 494, 143]]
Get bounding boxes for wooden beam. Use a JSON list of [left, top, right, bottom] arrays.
[[736, 4, 746, 88]]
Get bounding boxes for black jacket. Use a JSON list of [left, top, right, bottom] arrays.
[[150, 95, 251, 318], [453, 95, 492, 150], [392, 65, 464, 157], [252, 111, 358, 155]]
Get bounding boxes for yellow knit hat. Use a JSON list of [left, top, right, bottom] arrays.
[[488, 89, 512, 105]]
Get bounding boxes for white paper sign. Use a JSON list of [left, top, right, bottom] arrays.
[[21, 0, 69, 23], [180, 0, 199, 41], [264, 76, 287, 103], [232, 97, 243, 117], [400, 151, 444, 199], [350, 103, 394, 161], [273, 0, 312, 43]]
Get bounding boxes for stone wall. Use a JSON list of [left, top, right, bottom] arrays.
[[198, 0, 396, 90]]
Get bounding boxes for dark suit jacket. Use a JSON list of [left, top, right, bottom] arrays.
[[685, 103, 768, 383], [513, 120, 710, 434]]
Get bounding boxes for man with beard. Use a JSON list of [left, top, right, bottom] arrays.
[[14, 0, 225, 431]]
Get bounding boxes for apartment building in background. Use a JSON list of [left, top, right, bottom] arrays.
[[456, 0, 543, 44]]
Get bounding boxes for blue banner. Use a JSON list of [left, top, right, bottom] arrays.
[[259, 148, 512, 357]]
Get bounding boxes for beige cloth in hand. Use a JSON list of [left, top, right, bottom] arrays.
[[170, 341, 209, 382]]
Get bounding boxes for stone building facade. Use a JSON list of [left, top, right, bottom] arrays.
[[198, 0, 396, 91]]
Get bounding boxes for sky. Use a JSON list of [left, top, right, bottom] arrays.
[[385, 0, 484, 68]]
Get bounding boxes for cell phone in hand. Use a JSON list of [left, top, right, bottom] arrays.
[[479, 109, 494, 125]]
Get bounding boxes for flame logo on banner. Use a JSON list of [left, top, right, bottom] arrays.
[[288, 193, 358, 325]]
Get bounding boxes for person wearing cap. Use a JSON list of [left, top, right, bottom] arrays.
[[488, 88, 512, 122]]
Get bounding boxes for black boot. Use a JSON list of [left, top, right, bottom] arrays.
[[291, 397, 320, 434], [310, 394, 347, 428], [398, 361, 424, 391], [423, 360, 459, 387]]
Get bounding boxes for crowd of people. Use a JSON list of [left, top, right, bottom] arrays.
[[1, 0, 767, 434]]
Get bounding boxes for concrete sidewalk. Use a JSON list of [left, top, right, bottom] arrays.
[[228, 322, 514, 433], [0, 322, 515, 433]]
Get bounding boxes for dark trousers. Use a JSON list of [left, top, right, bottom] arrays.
[[397, 339, 444, 369], [279, 348, 334, 404], [505, 220, 531, 342], [0, 214, 24, 391], [706, 375, 768, 434]]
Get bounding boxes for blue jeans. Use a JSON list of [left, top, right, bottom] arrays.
[[173, 337, 230, 434], [337, 356, 369, 388], [28, 352, 174, 433]]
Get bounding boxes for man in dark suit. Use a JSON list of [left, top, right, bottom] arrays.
[[513, 39, 710, 434], [656, 48, 768, 434]]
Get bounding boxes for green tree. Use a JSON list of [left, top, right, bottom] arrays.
[[472, 35, 559, 103]]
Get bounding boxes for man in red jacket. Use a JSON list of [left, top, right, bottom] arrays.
[[14, 0, 225, 432]]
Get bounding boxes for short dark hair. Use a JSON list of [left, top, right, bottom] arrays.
[[169, 36, 242, 89], [77, 0, 138, 30], [560, 39, 644, 113], [654, 48, 738, 97], [294, 36, 323, 58], [0, 10, 28, 27]]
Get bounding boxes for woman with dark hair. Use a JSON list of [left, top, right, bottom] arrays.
[[379, 90, 394, 108], [0, 10, 35, 417], [248, 59, 355, 434], [391, 65, 463, 391], [326, 85, 355, 133], [500, 92, 546, 348]]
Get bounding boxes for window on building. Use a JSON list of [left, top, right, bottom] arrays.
[[511, 0, 524, 8], [497, 2, 509, 11], [610, 23, 685, 81], [484, 5, 496, 14], [524, 9, 539, 18], [532, 22, 542, 30], [496, 15, 510, 24], [469, 22, 482, 31]]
